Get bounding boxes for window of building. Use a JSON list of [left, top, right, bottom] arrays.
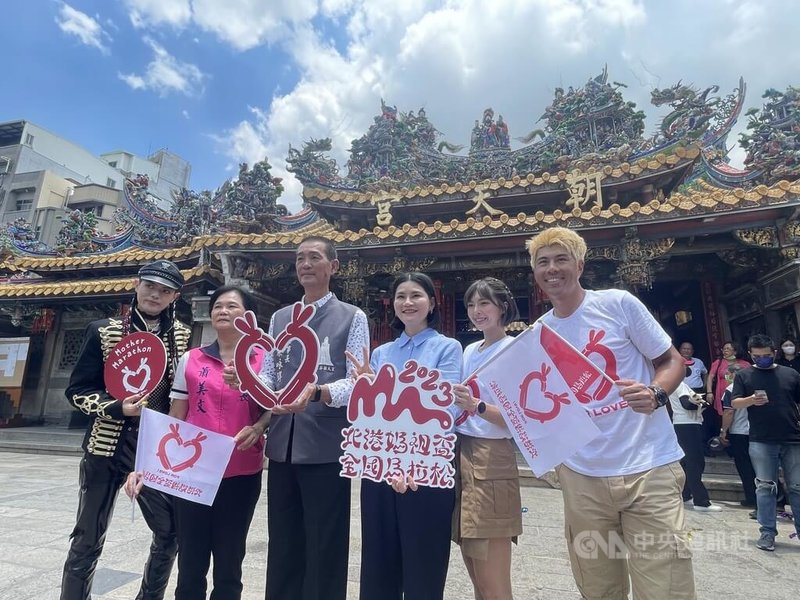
[[24, 133, 34, 146], [108, 161, 117, 168], [58, 329, 85, 371], [79, 205, 103, 217], [106, 177, 116, 188], [15, 198, 33, 212]]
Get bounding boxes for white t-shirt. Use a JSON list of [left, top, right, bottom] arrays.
[[669, 381, 704, 425], [456, 337, 513, 439], [722, 383, 749, 435], [683, 358, 707, 389], [541, 289, 684, 477]]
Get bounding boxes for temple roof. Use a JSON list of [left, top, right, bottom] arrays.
[[0, 71, 797, 277], [0, 265, 217, 299]]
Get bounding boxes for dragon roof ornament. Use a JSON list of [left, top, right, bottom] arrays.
[[286, 68, 749, 194]]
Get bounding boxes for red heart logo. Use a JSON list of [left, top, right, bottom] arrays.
[[233, 303, 320, 410], [580, 330, 617, 402], [122, 359, 150, 393], [518, 363, 572, 423], [156, 423, 206, 472]]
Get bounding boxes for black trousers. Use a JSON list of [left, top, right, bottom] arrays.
[[61, 449, 177, 600], [701, 408, 722, 448], [265, 461, 350, 600], [359, 479, 455, 600], [727, 433, 757, 505], [174, 471, 262, 600], [674, 424, 711, 507]]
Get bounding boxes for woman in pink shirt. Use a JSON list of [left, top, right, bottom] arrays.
[[131, 285, 268, 600]]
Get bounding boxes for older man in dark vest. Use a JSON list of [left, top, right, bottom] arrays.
[[259, 236, 368, 600]]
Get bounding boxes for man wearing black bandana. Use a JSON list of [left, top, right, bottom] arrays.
[[60, 260, 192, 600]]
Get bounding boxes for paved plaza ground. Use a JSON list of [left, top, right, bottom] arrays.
[[1, 451, 798, 599]]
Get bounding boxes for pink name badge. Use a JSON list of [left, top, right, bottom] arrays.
[[104, 332, 168, 400]]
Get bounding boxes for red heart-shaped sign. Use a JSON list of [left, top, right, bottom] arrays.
[[104, 332, 167, 401], [233, 303, 320, 410]]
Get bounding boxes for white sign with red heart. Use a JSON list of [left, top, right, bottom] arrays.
[[232, 303, 320, 410], [135, 408, 235, 506]]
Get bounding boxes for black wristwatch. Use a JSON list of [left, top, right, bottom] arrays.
[[647, 385, 669, 408], [477, 401, 487, 415], [311, 385, 322, 403]]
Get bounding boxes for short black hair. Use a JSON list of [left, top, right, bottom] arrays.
[[390, 272, 441, 332], [209, 285, 256, 313], [463, 277, 520, 326], [298, 235, 337, 261], [747, 334, 775, 352]]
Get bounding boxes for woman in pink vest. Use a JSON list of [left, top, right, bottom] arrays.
[[130, 285, 268, 599]]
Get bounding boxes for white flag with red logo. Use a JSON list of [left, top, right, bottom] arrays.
[[472, 323, 604, 476], [135, 409, 235, 506]]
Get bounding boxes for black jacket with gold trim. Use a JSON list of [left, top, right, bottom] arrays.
[[66, 315, 191, 460]]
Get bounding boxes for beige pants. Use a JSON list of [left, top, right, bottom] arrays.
[[556, 462, 696, 600]]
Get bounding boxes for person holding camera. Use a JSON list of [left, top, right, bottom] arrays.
[[669, 374, 722, 512], [720, 363, 757, 508]]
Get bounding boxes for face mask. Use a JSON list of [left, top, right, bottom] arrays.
[[782, 345, 795, 355], [752, 355, 774, 369]]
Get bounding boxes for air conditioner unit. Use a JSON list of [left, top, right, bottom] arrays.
[[0, 156, 10, 174]]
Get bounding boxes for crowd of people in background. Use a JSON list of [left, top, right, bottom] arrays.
[[59, 228, 800, 600]]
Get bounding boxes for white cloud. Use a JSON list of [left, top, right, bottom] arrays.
[[119, 37, 207, 97], [128, 0, 793, 211], [56, 2, 111, 54], [124, 0, 192, 29], [214, 0, 658, 211], [123, 0, 318, 50], [182, 109, 191, 119]]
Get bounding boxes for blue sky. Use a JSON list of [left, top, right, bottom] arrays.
[[4, 1, 798, 212]]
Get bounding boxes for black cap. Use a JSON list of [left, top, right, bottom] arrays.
[[138, 260, 184, 290]]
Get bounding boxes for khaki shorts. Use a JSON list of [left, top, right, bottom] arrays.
[[452, 435, 522, 560], [557, 462, 696, 600]]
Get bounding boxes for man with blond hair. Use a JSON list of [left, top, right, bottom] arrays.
[[527, 226, 696, 600]]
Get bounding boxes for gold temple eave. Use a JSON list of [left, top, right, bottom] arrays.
[[302, 145, 702, 206], [0, 265, 217, 300], [0, 244, 201, 272], [203, 177, 800, 251], [1, 177, 798, 275]]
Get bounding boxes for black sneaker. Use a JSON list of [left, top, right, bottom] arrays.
[[749, 510, 757, 520], [756, 532, 775, 552]]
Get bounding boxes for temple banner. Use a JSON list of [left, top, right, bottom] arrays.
[[472, 325, 603, 476]]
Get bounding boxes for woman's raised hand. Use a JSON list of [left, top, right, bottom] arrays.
[[222, 361, 239, 389]]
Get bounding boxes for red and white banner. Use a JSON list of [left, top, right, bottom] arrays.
[[472, 323, 604, 476], [340, 360, 456, 488], [135, 409, 235, 506], [233, 303, 320, 410], [104, 332, 167, 401]]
